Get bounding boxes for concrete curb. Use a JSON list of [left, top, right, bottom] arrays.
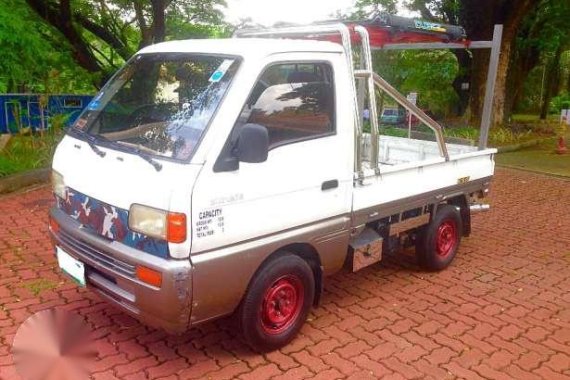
[[0, 168, 50, 195], [496, 137, 554, 153], [496, 164, 570, 180]]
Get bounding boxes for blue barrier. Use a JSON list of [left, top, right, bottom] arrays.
[[0, 94, 93, 134]]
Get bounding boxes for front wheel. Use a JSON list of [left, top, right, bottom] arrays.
[[416, 205, 463, 271], [238, 253, 315, 352]]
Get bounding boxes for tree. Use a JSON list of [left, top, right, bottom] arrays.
[[500, 0, 570, 118], [24, 0, 228, 85], [0, 0, 92, 93], [351, 0, 397, 18], [405, 0, 540, 126]]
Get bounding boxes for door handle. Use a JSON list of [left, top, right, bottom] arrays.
[[321, 179, 339, 191]]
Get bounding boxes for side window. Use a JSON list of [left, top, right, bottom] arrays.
[[237, 62, 335, 149]]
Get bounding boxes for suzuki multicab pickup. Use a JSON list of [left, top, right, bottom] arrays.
[[49, 18, 497, 351]]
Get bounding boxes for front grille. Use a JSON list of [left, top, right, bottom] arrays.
[[58, 228, 136, 279]]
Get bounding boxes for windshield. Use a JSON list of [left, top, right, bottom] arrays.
[[73, 53, 239, 161]]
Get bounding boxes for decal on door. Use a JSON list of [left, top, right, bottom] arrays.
[[196, 208, 225, 238], [209, 193, 243, 206]]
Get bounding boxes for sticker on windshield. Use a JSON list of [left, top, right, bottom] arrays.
[[208, 60, 234, 83], [86, 92, 104, 111], [86, 100, 101, 111]]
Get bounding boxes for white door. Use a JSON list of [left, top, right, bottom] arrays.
[[191, 57, 353, 253]]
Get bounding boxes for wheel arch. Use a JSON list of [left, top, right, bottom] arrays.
[[446, 194, 471, 237], [247, 242, 323, 307]]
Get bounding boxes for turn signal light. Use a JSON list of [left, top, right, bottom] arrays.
[[49, 216, 60, 234], [167, 212, 187, 243], [128, 205, 187, 243], [136, 265, 162, 287]]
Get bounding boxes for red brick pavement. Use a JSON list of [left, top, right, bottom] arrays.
[[0, 168, 569, 379]]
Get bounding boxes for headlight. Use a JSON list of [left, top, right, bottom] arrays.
[[128, 204, 187, 243], [52, 170, 66, 199]]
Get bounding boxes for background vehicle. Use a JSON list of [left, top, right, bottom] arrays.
[[49, 15, 500, 351], [381, 107, 406, 125]]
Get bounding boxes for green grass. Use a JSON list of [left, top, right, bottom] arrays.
[[496, 135, 570, 177], [511, 114, 560, 123]]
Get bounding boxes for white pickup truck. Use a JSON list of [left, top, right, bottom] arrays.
[[49, 18, 496, 351]]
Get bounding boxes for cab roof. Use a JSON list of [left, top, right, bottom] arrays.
[[138, 38, 344, 58]]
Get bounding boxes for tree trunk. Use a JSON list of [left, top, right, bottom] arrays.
[[26, 0, 102, 73], [491, 26, 514, 127], [491, 0, 538, 127], [504, 44, 540, 118], [451, 50, 472, 117], [468, 51, 490, 125], [459, 0, 494, 126], [540, 46, 563, 119], [459, 0, 539, 127], [151, 0, 167, 43]]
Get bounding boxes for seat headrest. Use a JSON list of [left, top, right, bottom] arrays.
[[287, 71, 320, 83]]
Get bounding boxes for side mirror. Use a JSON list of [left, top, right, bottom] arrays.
[[234, 123, 269, 163]]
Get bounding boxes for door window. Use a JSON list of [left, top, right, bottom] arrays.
[[236, 62, 335, 149]]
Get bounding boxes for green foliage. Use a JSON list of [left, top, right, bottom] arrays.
[[373, 49, 459, 117], [444, 126, 536, 146], [403, 0, 463, 25], [444, 126, 479, 141], [399, 50, 459, 117], [166, 17, 232, 40], [0, 0, 93, 93], [380, 126, 409, 138], [0, 116, 66, 177], [352, 0, 398, 17], [550, 92, 570, 113], [513, 0, 570, 114]]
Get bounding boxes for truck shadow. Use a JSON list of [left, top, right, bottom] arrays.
[[79, 247, 459, 369]]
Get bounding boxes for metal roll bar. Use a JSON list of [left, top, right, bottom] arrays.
[[353, 26, 381, 173], [367, 72, 449, 159]]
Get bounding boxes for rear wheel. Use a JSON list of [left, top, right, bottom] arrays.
[[416, 205, 462, 271], [238, 253, 314, 352]]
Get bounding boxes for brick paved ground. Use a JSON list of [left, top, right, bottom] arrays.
[[0, 168, 569, 380]]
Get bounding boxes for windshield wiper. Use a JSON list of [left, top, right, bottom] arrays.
[[133, 148, 163, 172], [114, 141, 163, 172], [71, 128, 107, 158]]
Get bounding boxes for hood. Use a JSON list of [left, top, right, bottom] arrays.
[[52, 134, 201, 259]]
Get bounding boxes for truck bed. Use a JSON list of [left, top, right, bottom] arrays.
[[352, 134, 495, 224]]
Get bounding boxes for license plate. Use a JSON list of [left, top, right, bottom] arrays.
[[56, 247, 86, 287]]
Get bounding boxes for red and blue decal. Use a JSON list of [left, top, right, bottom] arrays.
[[56, 189, 169, 258]]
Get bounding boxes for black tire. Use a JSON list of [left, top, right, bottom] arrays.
[[416, 205, 463, 271], [238, 253, 315, 352]]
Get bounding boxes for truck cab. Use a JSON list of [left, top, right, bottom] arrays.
[[49, 20, 497, 352], [50, 38, 355, 344]]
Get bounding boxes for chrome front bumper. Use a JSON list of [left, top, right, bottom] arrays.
[[49, 207, 192, 333]]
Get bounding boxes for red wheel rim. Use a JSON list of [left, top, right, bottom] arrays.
[[436, 219, 457, 257], [260, 275, 304, 335]]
